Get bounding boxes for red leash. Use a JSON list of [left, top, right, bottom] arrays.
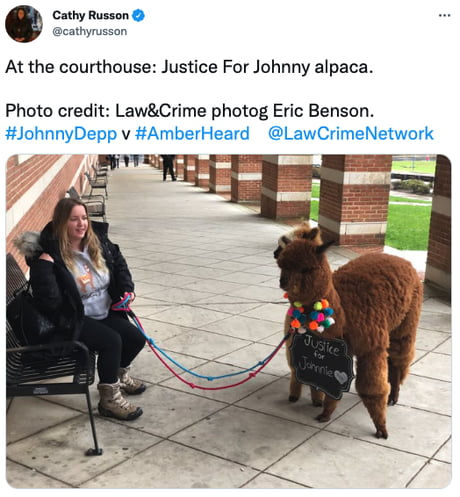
[[112, 297, 288, 391]]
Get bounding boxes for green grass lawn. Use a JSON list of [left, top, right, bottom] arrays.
[[385, 203, 431, 250], [310, 161, 434, 250], [392, 160, 435, 174], [389, 196, 431, 204], [310, 180, 431, 250], [312, 183, 320, 198]]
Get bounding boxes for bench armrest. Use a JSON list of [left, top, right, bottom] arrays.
[[7, 339, 90, 358]]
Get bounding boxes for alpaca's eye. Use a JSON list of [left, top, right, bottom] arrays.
[[301, 268, 310, 274]]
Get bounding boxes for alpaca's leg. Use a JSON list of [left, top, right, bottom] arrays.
[[387, 360, 401, 406], [387, 287, 421, 405], [388, 337, 415, 406], [285, 334, 303, 402], [355, 351, 390, 439], [310, 386, 325, 407], [315, 395, 338, 422], [288, 369, 303, 402]]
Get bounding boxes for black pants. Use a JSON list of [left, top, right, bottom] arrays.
[[163, 161, 176, 180], [79, 312, 145, 383]]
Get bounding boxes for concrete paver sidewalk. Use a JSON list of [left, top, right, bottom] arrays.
[[6, 166, 451, 489]]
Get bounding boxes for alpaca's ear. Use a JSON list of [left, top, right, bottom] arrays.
[[316, 240, 335, 254], [302, 227, 319, 241], [274, 235, 292, 258], [281, 235, 291, 246], [273, 246, 282, 259]]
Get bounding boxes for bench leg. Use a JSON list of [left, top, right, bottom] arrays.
[[84, 388, 103, 456]]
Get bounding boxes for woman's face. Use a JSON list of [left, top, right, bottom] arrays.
[[17, 9, 25, 19], [67, 205, 88, 246]]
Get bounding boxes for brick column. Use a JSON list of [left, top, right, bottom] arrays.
[[98, 154, 108, 166], [195, 155, 210, 188], [151, 155, 161, 168], [318, 155, 391, 246], [209, 155, 232, 193], [260, 155, 312, 219], [175, 155, 184, 179], [231, 155, 262, 202], [183, 155, 196, 183], [425, 155, 451, 292]]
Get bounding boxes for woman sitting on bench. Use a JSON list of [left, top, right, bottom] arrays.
[[24, 198, 146, 421]]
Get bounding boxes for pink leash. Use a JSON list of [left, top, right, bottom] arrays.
[[112, 297, 289, 391]]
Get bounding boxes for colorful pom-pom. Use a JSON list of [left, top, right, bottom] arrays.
[[283, 292, 289, 299], [290, 298, 335, 335], [323, 317, 335, 328]]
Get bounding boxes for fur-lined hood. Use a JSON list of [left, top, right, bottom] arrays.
[[13, 220, 108, 263], [13, 231, 42, 260]]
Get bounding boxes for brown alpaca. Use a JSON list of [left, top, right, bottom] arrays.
[[275, 223, 423, 439]]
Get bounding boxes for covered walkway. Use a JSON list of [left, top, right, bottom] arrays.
[[6, 165, 451, 489]]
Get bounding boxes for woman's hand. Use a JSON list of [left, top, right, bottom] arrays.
[[123, 291, 136, 303], [39, 252, 54, 263]]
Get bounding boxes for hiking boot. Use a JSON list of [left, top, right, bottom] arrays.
[[118, 366, 147, 395], [97, 381, 143, 421]]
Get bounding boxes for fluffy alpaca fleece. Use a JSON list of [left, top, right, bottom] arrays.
[[275, 222, 423, 438]]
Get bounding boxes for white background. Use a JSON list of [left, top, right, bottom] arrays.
[[1, 1, 458, 495]]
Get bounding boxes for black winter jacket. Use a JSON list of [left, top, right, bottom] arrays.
[[29, 221, 134, 339]]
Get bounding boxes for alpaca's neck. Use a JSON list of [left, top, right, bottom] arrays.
[[323, 285, 341, 310], [321, 284, 345, 336]]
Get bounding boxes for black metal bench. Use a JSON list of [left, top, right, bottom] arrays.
[[92, 164, 108, 180], [6, 253, 103, 456], [67, 186, 107, 222], [84, 171, 108, 198]]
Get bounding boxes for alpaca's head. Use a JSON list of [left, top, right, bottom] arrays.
[[273, 221, 322, 259], [276, 226, 334, 304]]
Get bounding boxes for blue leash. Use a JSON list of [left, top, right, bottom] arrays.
[[112, 296, 288, 382]]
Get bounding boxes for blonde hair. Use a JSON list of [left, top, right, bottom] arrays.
[[52, 197, 106, 271]]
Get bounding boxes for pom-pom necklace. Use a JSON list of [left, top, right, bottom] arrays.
[[284, 293, 335, 334]]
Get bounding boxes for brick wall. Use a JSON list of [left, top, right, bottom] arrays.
[[184, 155, 196, 182], [260, 155, 312, 219], [319, 155, 391, 245], [195, 155, 210, 188], [231, 155, 262, 202], [175, 155, 184, 179], [209, 155, 232, 193], [6, 154, 97, 273], [425, 155, 451, 291]]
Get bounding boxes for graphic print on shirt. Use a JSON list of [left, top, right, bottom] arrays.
[[77, 264, 95, 294]]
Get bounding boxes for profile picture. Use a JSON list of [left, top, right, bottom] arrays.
[[5, 5, 42, 43]]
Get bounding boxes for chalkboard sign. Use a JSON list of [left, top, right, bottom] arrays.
[[290, 330, 354, 400]]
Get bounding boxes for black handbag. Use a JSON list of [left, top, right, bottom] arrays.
[[7, 282, 58, 346]]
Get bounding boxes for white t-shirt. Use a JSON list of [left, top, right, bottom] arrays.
[[71, 247, 111, 320]]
